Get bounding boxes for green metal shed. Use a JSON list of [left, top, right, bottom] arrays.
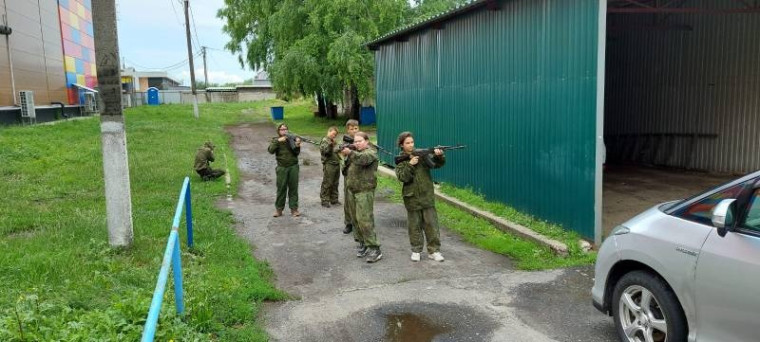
[[369, 0, 606, 243]]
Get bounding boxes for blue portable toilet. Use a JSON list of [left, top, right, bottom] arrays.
[[270, 106, 284, 120], [360, 106, 376, 125], [147, 87, 160, 105]]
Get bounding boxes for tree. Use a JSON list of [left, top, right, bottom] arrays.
[[218, 0, 462, 119], [408, 0, 469, 21], [194, 81, 220, 90]]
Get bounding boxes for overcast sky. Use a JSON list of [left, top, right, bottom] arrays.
[[116, 0, 252, 85]]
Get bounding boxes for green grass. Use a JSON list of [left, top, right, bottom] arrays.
[[0, 98, 593, 339], [0, 102, 289, 341], [376, 177, 596, 270], [265, 99, 376, 140]]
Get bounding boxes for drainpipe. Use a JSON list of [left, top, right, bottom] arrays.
[[51, 101, 67, 119], [2, 0, 15, 105]]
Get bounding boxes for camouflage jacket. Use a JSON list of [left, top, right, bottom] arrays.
[[267, 138, 300, 167], [194, 146, 215, 171], [346, 148, 378, 193], [395, 153, 445, 210], [319, 136, 341, 165]]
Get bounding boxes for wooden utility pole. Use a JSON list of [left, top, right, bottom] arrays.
[[92, 0, 134, 247], [184, 0, 199, 118]]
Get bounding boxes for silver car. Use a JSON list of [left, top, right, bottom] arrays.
[[592, 171, 760, 342]]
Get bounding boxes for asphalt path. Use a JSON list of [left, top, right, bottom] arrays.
[[222, 122, 617, 342]]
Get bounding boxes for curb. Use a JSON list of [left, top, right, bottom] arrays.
[[377, 166, 569, 256]]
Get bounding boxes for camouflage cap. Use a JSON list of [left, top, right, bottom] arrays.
[[204, 141, 215, 149]]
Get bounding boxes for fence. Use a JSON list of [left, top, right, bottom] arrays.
[[141, 177, 194, 342], [122, 89, 276, 108]]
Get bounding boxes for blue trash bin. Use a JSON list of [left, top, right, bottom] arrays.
[[359, 106, 375, 125], [270, 106, 284, 120]]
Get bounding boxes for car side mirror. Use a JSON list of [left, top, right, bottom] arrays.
[[712, 199, 736, 237]]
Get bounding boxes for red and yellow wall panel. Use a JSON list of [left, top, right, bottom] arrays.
[[58, 0, 96, 105]]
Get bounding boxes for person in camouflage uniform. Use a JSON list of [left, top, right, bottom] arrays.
[[394, 132, 446, 262], [319, 126, 341, 207], [194, 141, 225, 181], [268, 123, 301, 217], [341, 131, 382, 263], [341, 119, 360, 234]]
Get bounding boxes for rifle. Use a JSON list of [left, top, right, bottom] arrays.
[[285, 133, 319, 150], [394, 145, 467, 167], [339, 135, 394, 157]]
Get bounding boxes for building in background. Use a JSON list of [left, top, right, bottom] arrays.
[[121, 68, 186, 92], [59, 0, 97, 104], [369, 0, 760, 244], [252, 70, 272, 87], [0, 0, 96, 123]]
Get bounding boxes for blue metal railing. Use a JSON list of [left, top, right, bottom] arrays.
[[141, 177, 194, 342]]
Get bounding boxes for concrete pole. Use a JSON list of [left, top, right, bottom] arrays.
[[92, 0, 134, 247], [184, 0, 199, 118], [202, 46, 210, 102], [202, 46, 208, 88]]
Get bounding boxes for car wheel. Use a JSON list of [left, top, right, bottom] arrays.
[[611, 271, 687, 342]]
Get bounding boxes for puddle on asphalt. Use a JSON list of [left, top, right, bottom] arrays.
[[385, 313, 452, 342]]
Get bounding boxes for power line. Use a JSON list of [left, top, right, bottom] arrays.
[[167, 0, 183, 26], [189, 3, 202, 52], [124, 50, 202, 71]]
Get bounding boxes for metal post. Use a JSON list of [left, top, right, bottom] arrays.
[[172, 235, 185, 315], [141, 231, 178, 342], [184, 180, 194, 247]]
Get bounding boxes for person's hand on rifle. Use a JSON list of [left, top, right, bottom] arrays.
[[295, 137, 302, 147], [434, 148, 443, 156], [278, 136, 287, 142], [341, 147, 352, 156], [409, 156, 420, 165]]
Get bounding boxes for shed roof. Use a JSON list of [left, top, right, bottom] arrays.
[[367, 0, 497, 50]]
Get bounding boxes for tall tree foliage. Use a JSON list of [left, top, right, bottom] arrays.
[[219, 0, 462, 119]]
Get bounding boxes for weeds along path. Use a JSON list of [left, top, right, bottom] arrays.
[[223, 122, 563, 341]]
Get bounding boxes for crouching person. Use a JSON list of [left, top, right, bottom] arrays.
[[194, 141, 225, 181]]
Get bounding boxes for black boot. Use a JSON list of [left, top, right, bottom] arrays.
[[343, 224, 353, 234]]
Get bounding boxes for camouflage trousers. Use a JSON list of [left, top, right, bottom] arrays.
[[275, 164, 299, 210], [350, 190, 379, 249], [320, 162, 340, 204], [344, 178, 355, 226], [197, 167, 225, 181], [406, 206, 441, 254]]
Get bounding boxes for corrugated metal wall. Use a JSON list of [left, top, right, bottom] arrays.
[[605, 1, 760, 174], [375, 0, 600, 239]]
